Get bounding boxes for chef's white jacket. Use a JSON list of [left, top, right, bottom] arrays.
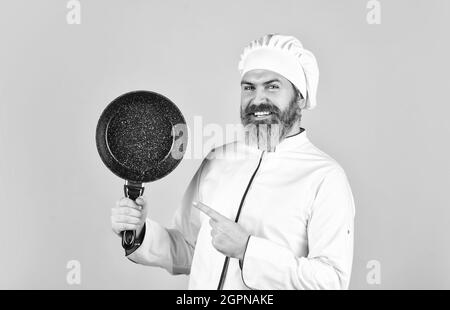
[[127, 129, 356, 290]]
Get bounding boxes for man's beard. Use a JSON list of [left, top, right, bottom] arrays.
[[240, 97, 301, 152]]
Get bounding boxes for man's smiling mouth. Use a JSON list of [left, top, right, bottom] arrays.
[[250, 111, 274, 118]]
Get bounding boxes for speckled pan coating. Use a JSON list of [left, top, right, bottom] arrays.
[[96, 90, 188, 183]]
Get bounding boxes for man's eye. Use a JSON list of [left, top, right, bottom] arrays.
[[268, 84, 280, 89], [243, 86, 254, 91]]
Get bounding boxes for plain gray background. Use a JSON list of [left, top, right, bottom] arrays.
[[0, 0, 449, 289]]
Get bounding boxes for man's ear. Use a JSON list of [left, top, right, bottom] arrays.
[[297, 94, 307, 109], [292, 85, 307, 109]]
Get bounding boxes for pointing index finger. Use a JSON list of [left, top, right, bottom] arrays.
[[193, 201, 227, 222]]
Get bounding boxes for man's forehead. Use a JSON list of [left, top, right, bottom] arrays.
[[241, 69, 289, 84]]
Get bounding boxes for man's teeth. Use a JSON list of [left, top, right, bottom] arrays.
[[253, 111, 271, 117]]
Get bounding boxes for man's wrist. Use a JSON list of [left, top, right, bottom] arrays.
[[237, 234, 251, 260], [238, 235, 251, 269]]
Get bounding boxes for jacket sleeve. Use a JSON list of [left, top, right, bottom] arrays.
[[126, 158, 208, 275], [241, 167, 356, 289]]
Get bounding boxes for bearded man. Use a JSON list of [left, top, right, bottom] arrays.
[[111, 34, 356, 290]]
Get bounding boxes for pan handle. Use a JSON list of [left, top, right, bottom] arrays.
[[122, 181, 145, 250]]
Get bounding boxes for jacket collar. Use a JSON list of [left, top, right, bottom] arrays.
[[274, 127, 309, 152]]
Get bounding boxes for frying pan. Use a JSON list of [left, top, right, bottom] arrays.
[[96, 90, 188, 251]]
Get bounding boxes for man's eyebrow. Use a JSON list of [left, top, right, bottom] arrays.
[[240, 79, 282, 86], [240, 80, 253, 85]]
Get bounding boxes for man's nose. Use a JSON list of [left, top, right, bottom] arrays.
[[252, 88, 268, 105]]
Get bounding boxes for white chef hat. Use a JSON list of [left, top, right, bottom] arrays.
[[238, 34, 319, 110]]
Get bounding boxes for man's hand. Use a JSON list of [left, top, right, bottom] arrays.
[[111, 197, 148, 238], [193, 201, 250, 260]]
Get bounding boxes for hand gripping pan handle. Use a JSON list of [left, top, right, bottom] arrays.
[[122, 181, 145, 250]]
